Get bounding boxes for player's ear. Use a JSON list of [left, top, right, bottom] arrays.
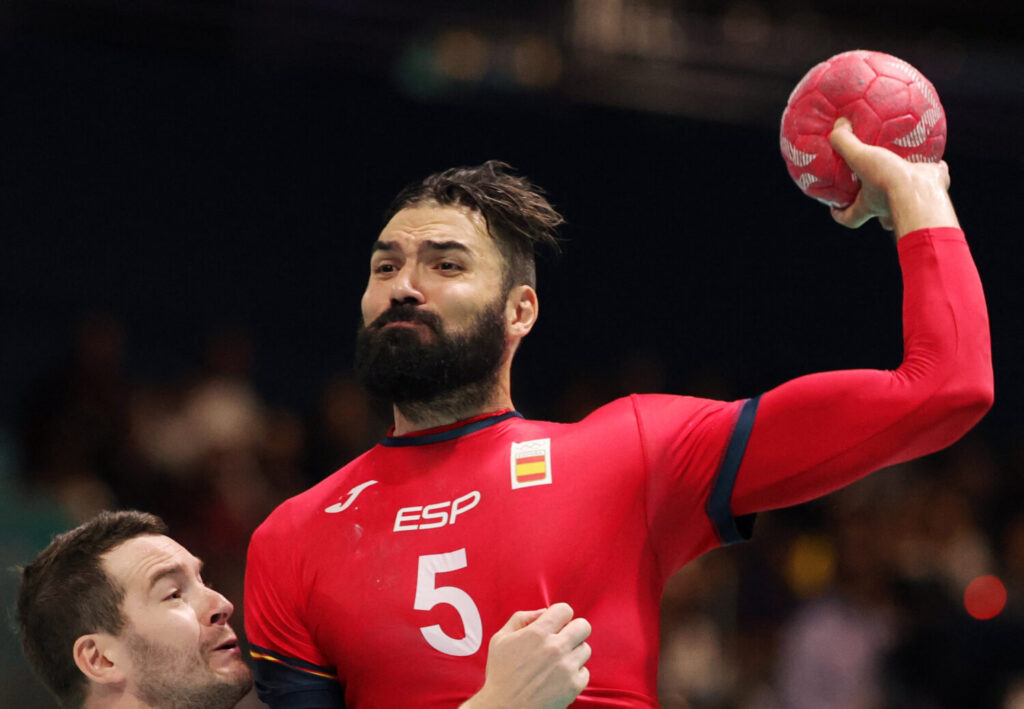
[[505, 285, 538, 338], [73, 633, 127, 687]]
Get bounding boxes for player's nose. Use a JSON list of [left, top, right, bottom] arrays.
[[388, 264, 426, 306], [204, 588, 235, 626]]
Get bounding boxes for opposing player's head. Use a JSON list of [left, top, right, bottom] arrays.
[[356, 161, 563, 413], [16, 510, 252, 709]]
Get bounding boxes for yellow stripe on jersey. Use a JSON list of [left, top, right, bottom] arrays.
[[249, 650, 338, 680]]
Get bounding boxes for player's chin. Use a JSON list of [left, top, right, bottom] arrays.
[[208, 646, 251, 675], [221, 670, 255, 703], [214, 659, 254, 691]]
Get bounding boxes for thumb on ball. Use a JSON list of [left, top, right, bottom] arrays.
[[829, 117, 898, 187], [828, 117, 860, 159]]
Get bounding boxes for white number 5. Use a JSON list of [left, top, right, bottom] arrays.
[[415, 549, 482, 656]]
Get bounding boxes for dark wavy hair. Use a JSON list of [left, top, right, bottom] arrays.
[[383, 160, 564, 292], [15, 510, 168, 709]]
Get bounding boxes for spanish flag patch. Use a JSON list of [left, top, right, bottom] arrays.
[[510, 438, 552, 489]]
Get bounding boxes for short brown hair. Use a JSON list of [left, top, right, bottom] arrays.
[[383, 160, 564, 291], [15, 510, 168, 709]]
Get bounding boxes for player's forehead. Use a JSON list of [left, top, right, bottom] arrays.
[[101, 534, 199, 590], [375, 203, 496, 257]]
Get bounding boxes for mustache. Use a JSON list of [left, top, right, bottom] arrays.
[[367, 304, 442, 333]]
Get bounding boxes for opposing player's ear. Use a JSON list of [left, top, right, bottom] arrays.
[[505, 285, 538, 338], [73, 633, 127, 687]]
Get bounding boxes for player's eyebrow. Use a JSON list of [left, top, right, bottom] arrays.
[[370, 240, 473, 256], [147, 558, 204, 590], [419, 240, 472, 256]]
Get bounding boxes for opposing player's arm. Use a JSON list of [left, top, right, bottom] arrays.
[[460, 603, 592, 709], [729, 122, 992, 515]]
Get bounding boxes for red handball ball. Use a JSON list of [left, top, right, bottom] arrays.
[[780, 50, 947, 208]]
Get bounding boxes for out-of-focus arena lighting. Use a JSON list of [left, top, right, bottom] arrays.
[[511, 36, 563, 88], [434, 28, 490, 82], [963, 574, 1007, 620], [571, 0, 685, 60], [721, 0, 771, 47], [784, 533, 836, 599]]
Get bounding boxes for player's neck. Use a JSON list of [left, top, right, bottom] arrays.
[[85, 689, 157, 709], [391, 373, 513, 436]]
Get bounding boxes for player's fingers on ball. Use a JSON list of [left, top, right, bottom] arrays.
[[829, 121, 900, 180], [830, 117, 853, 137], [828, 118, 860, 154], [830, 205, 867, 230], [829, 205, 852, 227], [833, 117, 853, 130]]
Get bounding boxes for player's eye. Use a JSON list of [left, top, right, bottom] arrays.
[[163, 589, 183, 601], [373, 263, 396, 274], [437, 261, 463, 272]]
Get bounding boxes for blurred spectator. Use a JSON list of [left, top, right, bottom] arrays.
[[881, 443, 1024, 709], [16, 311, 129, 521], [1002, 513, 1024, 615], [306, 374, 388, 480], [773, 484, 897, 709], [0, 427, 76, 707], [659, 551, 740, 709], [883, 575, 1024, 708]]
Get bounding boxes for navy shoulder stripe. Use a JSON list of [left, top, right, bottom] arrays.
[[249, 643, 343, 709], [706, 396, 760, 545]]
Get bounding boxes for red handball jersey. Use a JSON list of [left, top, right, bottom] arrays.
[[245, 228, 992, 708]]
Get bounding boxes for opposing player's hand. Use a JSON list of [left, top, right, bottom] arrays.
[[828, 118, 959, 237], [460, 602, 592, 709]]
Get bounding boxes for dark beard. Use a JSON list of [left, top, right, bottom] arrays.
[[354, 298, 507, 421]]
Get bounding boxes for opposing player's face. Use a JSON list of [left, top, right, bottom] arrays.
[[101, 535, 252, 709], [361, 204, 509, 339]]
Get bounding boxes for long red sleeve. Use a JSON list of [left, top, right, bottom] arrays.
[[732, 227, 993, 516]]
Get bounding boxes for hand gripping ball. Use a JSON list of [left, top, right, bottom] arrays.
[[780, 50, 947, 208]]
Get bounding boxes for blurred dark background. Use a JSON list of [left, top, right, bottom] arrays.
[[2, 1, 1023, 707]]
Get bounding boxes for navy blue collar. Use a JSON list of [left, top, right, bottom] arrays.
[[382, 410, 523, 447]]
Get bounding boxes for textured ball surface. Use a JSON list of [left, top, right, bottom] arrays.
[[780, 50, 946, 208]]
